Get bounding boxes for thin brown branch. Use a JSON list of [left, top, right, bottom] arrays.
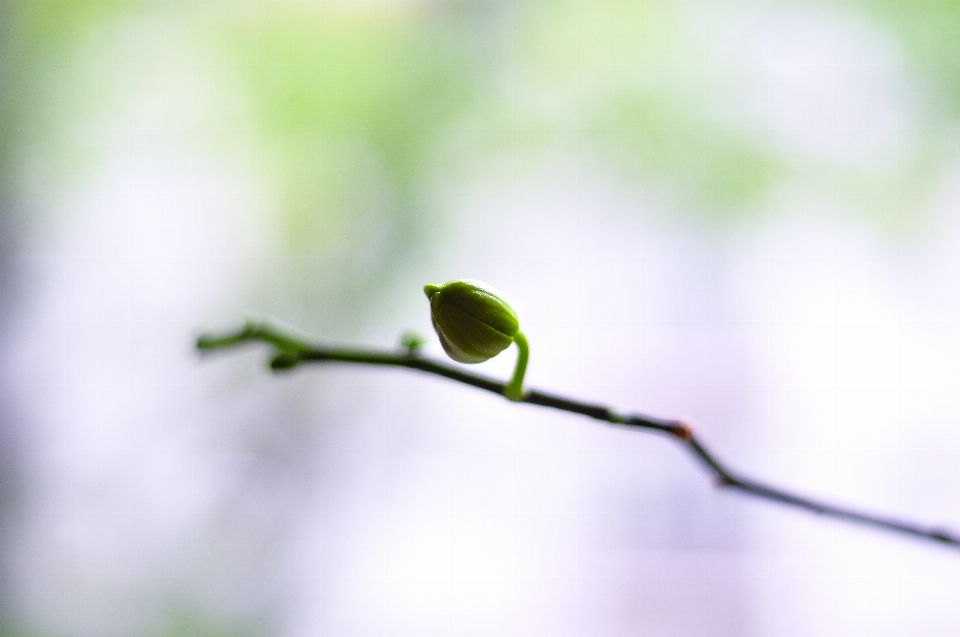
[[196, 318, 960, 550]]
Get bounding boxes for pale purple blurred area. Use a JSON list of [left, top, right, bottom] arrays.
[[2, 1, 960, 636]]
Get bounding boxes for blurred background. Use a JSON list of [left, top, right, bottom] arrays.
[[3, 0, 960, 635]]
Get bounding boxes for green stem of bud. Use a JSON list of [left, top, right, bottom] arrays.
[[504, 330, 529, 401]]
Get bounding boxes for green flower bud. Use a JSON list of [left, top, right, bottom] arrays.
[[424, 279, 529, 401], [424, 280, 518, 363]]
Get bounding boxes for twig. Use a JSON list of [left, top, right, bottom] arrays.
[[196, 318, 960, 550]]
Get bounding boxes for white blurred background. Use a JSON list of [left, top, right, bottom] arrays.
[[2, 1, 960, 635]]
